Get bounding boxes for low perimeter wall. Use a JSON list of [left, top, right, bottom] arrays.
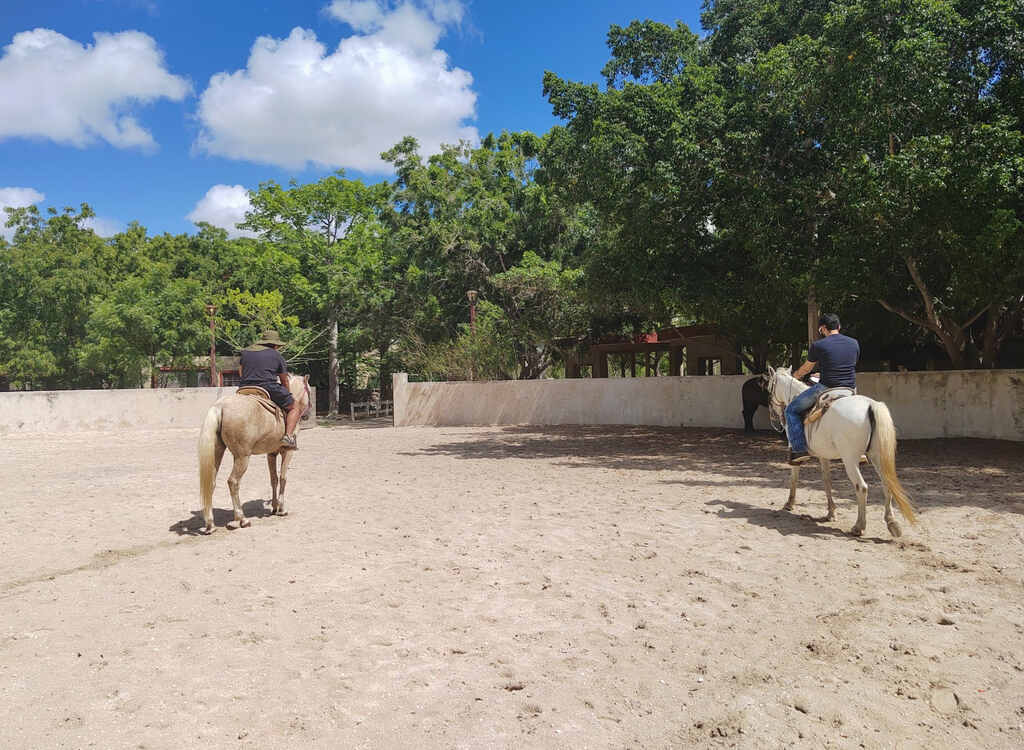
[[393, 371, 1024, 441], [0, 386, 317, 434]]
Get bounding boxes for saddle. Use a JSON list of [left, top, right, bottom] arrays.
[[804, 387, 856, 425], [236, 386, 285, 423]]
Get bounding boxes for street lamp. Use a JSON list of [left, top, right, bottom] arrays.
[[466, 290, 478, 382], [205, 304, 217, 386]]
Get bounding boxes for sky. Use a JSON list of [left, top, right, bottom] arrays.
[[0, 0, 704, 239]]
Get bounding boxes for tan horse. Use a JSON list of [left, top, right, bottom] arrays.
[[197, 375, 311, 533]]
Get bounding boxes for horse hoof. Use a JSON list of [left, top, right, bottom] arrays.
[[239, 518, 250, 528], [850, 526, 864, 537], [887, 521, 902, 538], [202, 524, 214, 535], [276, 509, 288, 517], [782, 503, 794, 512]]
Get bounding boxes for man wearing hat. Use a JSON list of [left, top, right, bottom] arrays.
[[239, 330, 301, 449]]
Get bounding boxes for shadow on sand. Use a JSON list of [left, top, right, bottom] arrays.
[[169, 499, 272, 536]]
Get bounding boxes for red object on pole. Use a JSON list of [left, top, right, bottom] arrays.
[[206, 305, 217, 386]]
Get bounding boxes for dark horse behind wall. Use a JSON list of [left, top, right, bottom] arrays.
[[741, 375, 784, 437]]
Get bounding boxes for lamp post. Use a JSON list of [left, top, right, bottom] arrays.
[[205, 304, 217, 386], [467, 290, 478, 381]]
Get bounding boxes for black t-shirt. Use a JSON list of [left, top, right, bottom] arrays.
[[809, 333, 859, 388], [239, 345, 287, 385]]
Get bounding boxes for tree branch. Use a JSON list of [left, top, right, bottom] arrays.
[[904, 256, 942, 331], [876, 298, 935, 332], [959, 305, 991, 331]]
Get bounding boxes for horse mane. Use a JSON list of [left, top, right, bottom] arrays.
[[773, 367, 808, 391]]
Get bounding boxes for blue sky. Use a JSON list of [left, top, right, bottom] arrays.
[[0, 1, 703, 238]]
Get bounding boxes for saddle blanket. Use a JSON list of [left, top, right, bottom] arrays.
[[805, 387, 856, 425], [236, 386, 285, 426]]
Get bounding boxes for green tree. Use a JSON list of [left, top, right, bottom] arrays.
[[240, 173, 394, 411], [0, 204, 114, 388], [81, 264, 209, 387]]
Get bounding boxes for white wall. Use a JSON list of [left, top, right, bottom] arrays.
[[393, 371, 1024, 441], [0, 387, 317, 434]]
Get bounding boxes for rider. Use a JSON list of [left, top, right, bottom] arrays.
[[239, 330, 301, 450], [786, 313, 860, 465]]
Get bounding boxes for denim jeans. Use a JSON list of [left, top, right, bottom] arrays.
[[785, 383, 825, 452]]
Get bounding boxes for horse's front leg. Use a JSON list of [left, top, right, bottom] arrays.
[[267, 453, 280, 514], [226, 454, 251, 529], [273, 449, 296, 516], [784, 466, 799, 511], [840, 456, 868, 536], [820, 458, 836, 521]]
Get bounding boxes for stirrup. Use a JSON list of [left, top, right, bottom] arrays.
[[280, 434, 298, 450]]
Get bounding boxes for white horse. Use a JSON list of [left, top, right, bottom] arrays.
[[766, 366, 917, 537]]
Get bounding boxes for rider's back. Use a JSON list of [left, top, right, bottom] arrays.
[[810, 334, 859, 388]]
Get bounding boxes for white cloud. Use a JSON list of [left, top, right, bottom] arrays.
[[0, 186, 45, 241], [0, 28, 190, 150], [82, 215, 124, 238], [195, 2, 477, 172], [186, 185, 260, 238]]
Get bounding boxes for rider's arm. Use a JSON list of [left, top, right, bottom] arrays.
[[794, 360, 817, 380], [278, 371, 289, 387]]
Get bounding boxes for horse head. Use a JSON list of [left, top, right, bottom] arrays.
[[288, 374, 312, 419], [765, 365, 796, 431]]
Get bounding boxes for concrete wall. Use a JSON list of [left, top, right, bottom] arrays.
[[393, 371, 1024, 441], [0, 387, 317, 434]]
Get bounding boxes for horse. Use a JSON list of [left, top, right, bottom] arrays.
[[197, 374, 311, 533], [766, 366, 917, 537]]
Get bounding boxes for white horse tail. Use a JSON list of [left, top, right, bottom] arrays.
[[870, 401, 917, 525], [198, 403, 224, 531]]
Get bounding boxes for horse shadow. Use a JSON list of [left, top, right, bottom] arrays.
[[169, 499, 272, 536], [704, 497, 893, 543]]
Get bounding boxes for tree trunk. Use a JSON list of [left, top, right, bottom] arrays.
[[807, 288, 820, 349], [378, 340, 390, 398], [327, 311, 339, 414]]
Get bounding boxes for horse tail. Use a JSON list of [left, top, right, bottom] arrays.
[[870, 401, 917, 525], [198, 403, 224, 531]]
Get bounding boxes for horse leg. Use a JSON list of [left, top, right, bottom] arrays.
[[841, 455, 868, 536], [742, 403, 755, 432], [784, 466, 799, 511], [868, 454, 901, 538], [267, 453, 280, 514], [226, 454, 251, 529], [820, 458, 836, 521], [274, 449, 295, 516]]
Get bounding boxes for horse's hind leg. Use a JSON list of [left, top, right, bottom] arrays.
[[783, 466, 799, 511], [226, 454, 251, 529], [820, 459, 836, 521], [868, 455, 901, 537], [841, 456, 868, 536], [267, 454, 280, 514]]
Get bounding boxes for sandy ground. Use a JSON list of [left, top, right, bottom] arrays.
[[1, 421, 1023, 750]]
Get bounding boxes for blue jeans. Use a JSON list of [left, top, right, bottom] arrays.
[[785, 384, 824, 452]]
